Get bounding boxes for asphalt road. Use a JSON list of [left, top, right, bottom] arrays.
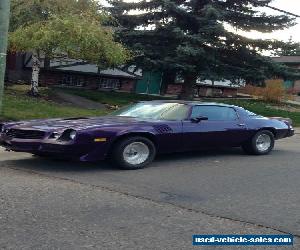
[[0, 133, 299, 249]]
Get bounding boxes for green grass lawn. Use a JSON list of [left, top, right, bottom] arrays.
[[0, 85, 106, 121], [59, 87, 300, 126], [57, 87, 169, 106], [1, 85, 300, 126], [212, 99, 300, 126]]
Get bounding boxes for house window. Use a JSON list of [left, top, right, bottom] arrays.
[[99, 78, 121, 89], [212, 88, 223, 96], [61, 75, 84, 87]]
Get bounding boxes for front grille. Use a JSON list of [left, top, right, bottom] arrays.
[[5, 129, 46, 140]]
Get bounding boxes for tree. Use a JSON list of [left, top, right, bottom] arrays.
[[273, 36, 300, 56], [9, 0, 130, 96], [110, 0, 297, 98]]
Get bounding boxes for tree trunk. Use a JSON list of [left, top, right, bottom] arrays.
[[29, 51, 41, 96], [179, 73, 197, 100], [160, 70, 176, 95], [44, 56, 50, 69]]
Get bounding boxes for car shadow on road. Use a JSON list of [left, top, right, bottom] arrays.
[[1, 147, 287, 174], [0, 147, 252, 173], [155, 147, 246, 162], [1, 156, 112, 173]]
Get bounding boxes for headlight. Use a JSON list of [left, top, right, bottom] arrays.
[[57, 129, 77, 141], [69, 130, 77, 140]]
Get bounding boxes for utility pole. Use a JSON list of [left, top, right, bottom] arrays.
[[0, 0, 11, 114]]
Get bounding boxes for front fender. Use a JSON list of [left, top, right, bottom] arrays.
[[79, 127, 157, 161], [110, 129, 158, 147], [244, 117, 290, 140]]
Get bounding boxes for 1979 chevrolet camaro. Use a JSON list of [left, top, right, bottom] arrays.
[[0, 101, 295, 169]]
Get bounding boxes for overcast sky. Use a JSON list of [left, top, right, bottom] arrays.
[[242, 0, 300, 42], [100, 0, 300, 42]]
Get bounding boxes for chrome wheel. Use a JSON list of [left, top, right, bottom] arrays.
[[256, 134, 271, 152], [123, 142, 150, 165]]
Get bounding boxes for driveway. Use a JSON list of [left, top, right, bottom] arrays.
[[1, 134, 299, 249]]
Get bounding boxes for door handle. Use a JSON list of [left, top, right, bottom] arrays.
[[238, 123, 246, 127]]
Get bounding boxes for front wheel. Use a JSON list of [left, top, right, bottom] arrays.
[[242, 130, 275, 155], [111, 136, 156, 170]]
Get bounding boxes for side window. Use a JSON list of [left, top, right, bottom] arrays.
[[191, 106, 238, 121]]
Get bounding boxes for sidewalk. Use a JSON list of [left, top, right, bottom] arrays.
[[54, 91, 106, 110], [286, 100, 300, 106]]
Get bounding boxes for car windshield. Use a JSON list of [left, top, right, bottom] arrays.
[[111, 102, 190, 120]]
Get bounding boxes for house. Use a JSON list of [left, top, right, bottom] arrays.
[[130, 67, 241, 97], [40, 64, 139, 93], [6, 53, 140, 93], [6, 52, 240, 97], [166, 79, 241, 97], [271, 56, 300, 93], [5, 52, 29, 82]]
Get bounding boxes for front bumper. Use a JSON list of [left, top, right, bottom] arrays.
[[0, 135, 108, 161], [286, 128, 295, 137], [275, 127, 295, 140]]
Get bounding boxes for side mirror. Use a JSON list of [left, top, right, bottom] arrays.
[[191, 116, 208, 123]]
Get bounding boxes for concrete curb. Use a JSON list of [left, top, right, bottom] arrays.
[[286, 100, 300, 106]]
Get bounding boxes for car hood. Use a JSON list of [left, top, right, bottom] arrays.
[[5, 116, 151, 132], [268, 117, 292, 126]]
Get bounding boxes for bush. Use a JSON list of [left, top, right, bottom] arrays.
[[261, 81, 286, 103], [240, 85, 262, 96], [241, 81, 286, 103]]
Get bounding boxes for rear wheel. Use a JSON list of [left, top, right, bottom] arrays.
[[242, 130, 275, 155], [111, 136, 156, 170]]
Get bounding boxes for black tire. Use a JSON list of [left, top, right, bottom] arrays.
[[242, 130, 275, 155], [111, 136, 156, 170]]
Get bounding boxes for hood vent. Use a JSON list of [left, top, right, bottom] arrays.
[[153, 125, 173, 134]]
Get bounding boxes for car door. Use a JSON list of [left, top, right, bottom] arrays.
[[182, 105, 248, 150], [152, 120, 184, 153]]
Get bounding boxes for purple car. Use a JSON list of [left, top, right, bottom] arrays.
[[0, 101, 295, 169]]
